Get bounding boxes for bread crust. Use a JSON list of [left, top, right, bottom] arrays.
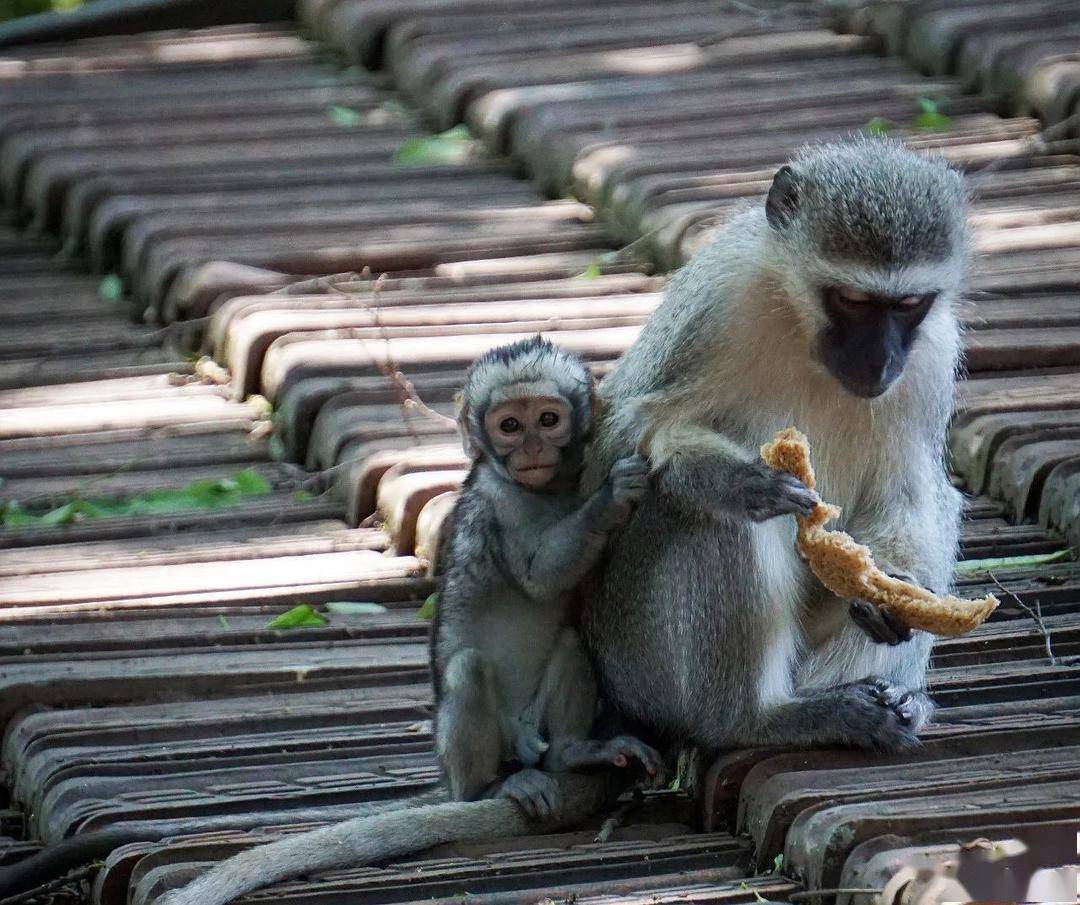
[[760, 427, 997, 636]]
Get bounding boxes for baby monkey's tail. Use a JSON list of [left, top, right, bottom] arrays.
[[154, 774, 610, 905]]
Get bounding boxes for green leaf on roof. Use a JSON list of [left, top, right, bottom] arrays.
[[955, 549, 1072, 576], [328, 105, 362, 128], [1, 502, 33, 528], [325, 601, 388, 617], [232, 468, 273, 495], [418, 593, 438, 620], [265, 604, 328, 630], [0, 469, 274, 529], [579, 260, 603, 280], [98, 274, 124, 302], [39, 499, 107, 525], [394, 126, 477, 166]]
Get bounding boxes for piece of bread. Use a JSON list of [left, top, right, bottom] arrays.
[[760, 427, 997, 636]]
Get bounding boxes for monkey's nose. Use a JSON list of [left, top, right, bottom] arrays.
[[522, 435, 544, 456]]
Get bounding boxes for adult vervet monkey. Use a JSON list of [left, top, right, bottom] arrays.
[[583, 138, 968, 752]]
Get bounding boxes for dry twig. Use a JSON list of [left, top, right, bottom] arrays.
[[987, 571, 1056, 666], [318, 273, 455, 438]]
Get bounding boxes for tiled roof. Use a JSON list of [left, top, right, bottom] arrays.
[[0, 3, 1078, 903]]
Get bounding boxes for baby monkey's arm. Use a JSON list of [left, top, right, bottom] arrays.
[[512, 455, 648, 600]]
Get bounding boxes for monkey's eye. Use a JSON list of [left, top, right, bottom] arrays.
[[834, 287, 873, 305], [538, 411, 560, 428], [892, 292, 937, 313], [823, 286, 873, 316], [499, 417, 521, 433]]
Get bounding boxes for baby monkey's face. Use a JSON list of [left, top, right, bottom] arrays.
[[485, 395, 574, 488]]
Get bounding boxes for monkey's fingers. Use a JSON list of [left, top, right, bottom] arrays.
[[849, 599, 912, 645], [744, 468, 818, 521], [776, 474, 819, 517]]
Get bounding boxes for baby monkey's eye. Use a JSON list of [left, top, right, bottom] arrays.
[[538, 411, 560, 428], [499, 417, 521, 433]]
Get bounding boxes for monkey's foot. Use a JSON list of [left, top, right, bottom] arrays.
[[514, 724, 550, 766], [554, 736, 665, 780], [840, 678, 933, 751], [850, 599, 913, 645], [497, 768, 562, 822]]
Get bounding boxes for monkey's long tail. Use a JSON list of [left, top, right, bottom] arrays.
[[152, 774, 611, 905], [0, 786, 448, 898]]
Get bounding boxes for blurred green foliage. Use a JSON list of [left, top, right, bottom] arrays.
[[0, 1, 84, 23], [1, 469, 273, 528]]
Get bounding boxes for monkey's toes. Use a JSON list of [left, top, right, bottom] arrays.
[[841, 678, 927, 751], [515, 726, 550, 766], [601, 736, 666, 778]]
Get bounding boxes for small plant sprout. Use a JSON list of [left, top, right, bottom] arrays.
[[865, 116, 892, 137], [912, 96, 951, 131]]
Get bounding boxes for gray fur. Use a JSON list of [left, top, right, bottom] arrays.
[[583, 138, 967, 752], [435, 338, 660, 800], [157, 339, 657, 905], [155, 776, 612, 905], [775, 139, 967, 265]]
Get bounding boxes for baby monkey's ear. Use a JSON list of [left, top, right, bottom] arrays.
[[454, 391, 481, 460]]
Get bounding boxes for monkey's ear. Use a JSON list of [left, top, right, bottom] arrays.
[[454, 392, 481, 460], [765, 165, 800, 230]]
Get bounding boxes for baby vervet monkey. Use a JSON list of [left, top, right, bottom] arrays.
[[156, 337, 660, 905], [435, 336, 662, 816]]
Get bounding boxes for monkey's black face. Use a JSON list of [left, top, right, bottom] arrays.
[[817, 286, 937, 398]]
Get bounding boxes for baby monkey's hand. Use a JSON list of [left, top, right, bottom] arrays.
[[604, 454, 649, 528]]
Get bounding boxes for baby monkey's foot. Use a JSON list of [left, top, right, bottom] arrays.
[[514, 724, 550, 767], [558, 736, 665, 782], [498, 767, 562, 822]]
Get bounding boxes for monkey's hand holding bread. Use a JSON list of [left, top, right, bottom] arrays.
[[760, 427, 997, 636]]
